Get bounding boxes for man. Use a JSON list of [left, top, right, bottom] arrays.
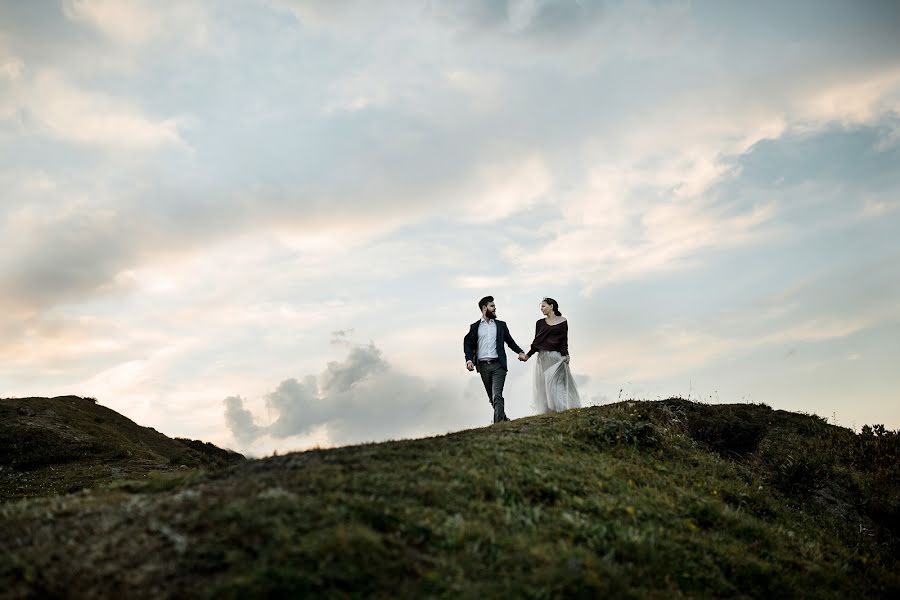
[[463, 296, 528, 424]]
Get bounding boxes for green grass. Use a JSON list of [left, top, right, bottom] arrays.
[[1, 399, 898, 598], [0, 396, 244, 501]]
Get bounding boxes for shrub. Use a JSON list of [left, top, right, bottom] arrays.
[[573, 416, 661, 450], [683, 406, 766, 459]]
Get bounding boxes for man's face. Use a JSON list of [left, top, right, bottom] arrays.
[[483, 301, 497, 319]]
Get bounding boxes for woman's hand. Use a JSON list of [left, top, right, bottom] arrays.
[[563, 355, 570, 364]]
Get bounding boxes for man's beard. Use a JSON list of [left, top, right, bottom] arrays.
[[485, 309, 496, 320]]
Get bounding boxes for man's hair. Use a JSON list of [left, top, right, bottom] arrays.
[[478, 296, 494, 311]]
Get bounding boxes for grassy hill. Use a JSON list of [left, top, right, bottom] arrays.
[[0, 395, 244, 502], [2, 398, 898, 598]]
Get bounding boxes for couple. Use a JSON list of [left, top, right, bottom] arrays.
[[463, 295, 581, 424]]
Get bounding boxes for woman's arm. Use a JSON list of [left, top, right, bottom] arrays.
[[528, 320, 541, 357]]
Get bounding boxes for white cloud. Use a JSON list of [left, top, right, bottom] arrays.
[[28, 72, 184, 148], [455, 275, 513, 290], [861, 197, 897, 218], [271, 0, 370, 31], [795, 68, 900, 129], [61, 0, 198, 47], [63, 0, 162, 44], [445, 68, 504, 111], [461, 154, 553, 222], [0, 66, 185, 149], [504, 64, 900, 294], [0, 314, 129, 366], [323, 71, 391, 114], [506, 197, 776, 293], [0, 55, 23, 81]]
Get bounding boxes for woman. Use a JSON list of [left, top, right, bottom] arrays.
[[522, 298, 581, 413]]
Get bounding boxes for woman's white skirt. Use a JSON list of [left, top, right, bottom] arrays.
[[533, 350, 581, 414]]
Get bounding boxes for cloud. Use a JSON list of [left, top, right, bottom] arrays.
[[434, 0, 606, 39], [271, 0, 371, 30], [323, 71, 392, 114], [861, 197, 897, 218], [330, 329, 356, 345], [0, 54, 23, 82], [580, 312, 891, 382], [0, 313, 129, 366], [224, 342, 467, 448], [62, 0, 164, 45], [224, 395, 262, 445], [0, 201, 140, 311], [461, 154, 553, 222], [0, 65, 184, 149], [61, 0, 211, 50], [794, 68, 900, 129], [4, 0, 897, 318], [445, 69, 504, 111], [29, 72, 184, 148], [876, 127, 900, 151], [578, 269, 900, 381], [505, 193, 776, 292]]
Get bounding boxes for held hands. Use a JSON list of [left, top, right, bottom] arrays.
[[468, 355, 530, 368]]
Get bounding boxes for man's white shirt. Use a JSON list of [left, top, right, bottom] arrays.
[[477, 318, 499, 360]]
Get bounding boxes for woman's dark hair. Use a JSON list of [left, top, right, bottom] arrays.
[[478, 296, 494, 311], [543, 297, 562, 317]]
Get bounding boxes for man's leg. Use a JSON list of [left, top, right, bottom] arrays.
[[480, 363, 495, 414], [491, 366, 508, 423]]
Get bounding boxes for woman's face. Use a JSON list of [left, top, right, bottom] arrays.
[[540, 301, 551, 316]]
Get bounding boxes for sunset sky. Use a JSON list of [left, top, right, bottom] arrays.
[[2, 1, 899, 456]]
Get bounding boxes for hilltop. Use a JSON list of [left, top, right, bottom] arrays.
[[0, 395, 244, 502], [1, 398, 898, 598]]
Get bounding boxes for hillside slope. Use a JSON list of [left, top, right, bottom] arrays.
[[0, 396, 244, 502], [2, 399, 898, 598]]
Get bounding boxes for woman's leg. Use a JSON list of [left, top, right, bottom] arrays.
[[533, 352, 550, 414]]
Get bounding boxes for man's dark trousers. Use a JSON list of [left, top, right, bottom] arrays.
[[479, 359, 508, 423]]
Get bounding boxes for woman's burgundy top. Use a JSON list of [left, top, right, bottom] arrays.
[[527, 319, 569, 357]]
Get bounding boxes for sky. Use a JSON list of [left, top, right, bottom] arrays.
[[1, 0, 899, 456]]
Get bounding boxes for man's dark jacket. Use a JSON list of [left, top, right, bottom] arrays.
[[463, 319, 525, 372]]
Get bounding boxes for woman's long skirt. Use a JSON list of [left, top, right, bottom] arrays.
[[533, 350, 581, 414]]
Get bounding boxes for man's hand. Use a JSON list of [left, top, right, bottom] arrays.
[[563, 355, 570, 364], [518, 353, 529, 362], [466, 360, 475, 372]]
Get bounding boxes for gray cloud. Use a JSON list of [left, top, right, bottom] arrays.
[[321, 344, 387, 395], [522, 1, 605, 38], [434, 0, 605, 39], [330, 329, 355, 345], [224, 395, 261, 445], [0, 209, 140, 311], [224, 342, 465, 447], [265, 376, 323, 439]]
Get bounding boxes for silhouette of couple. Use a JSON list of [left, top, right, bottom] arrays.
[[463, 296, 581, 424]]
